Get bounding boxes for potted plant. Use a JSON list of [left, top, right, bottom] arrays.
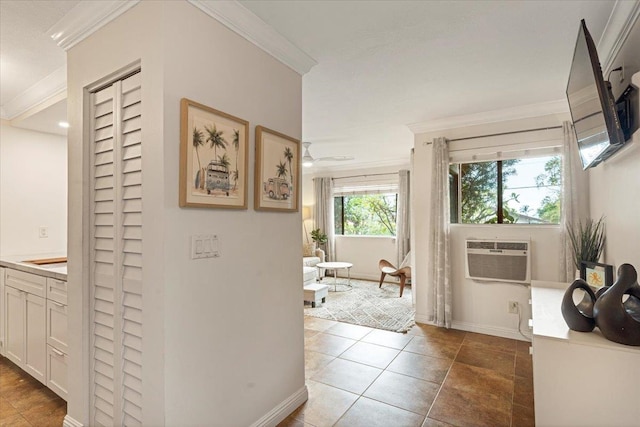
[[568, 216, 606, 271], [311, 228, 328, 249]]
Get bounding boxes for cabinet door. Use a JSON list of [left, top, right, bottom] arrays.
[[46, 300, 68, 353], [24, 293, 46, 384], [4, 286, 25, 365], [47, 345, 68, 400]]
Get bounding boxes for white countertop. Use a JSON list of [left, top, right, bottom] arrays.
[[531, 281, 640, 354], [0, 253, 67, 281]]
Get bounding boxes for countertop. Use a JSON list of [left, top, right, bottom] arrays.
[[0, 254, 67, 281], [531, 280, 640, 354]]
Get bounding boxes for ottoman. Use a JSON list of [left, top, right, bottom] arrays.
[[304, 283, 329, 308]]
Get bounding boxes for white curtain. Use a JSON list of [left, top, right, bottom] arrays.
[[396, 169, 411, 267], [313, 177, 335, 262], [427, 137, 452, 328], [560, 121, 590, 282]]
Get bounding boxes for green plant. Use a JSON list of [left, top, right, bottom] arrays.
[[567, 217, 606, 270], [310, 228, 328, 245]]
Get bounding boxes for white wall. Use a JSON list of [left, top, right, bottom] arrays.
[[67, 2, 304, 426], [413, 113, 569, 339], [588, 72, 640, 272], [0, 122, 67, 257]]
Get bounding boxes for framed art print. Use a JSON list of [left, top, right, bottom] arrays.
[[254, 126, 300, 212], [179, 98, 249, 209], [580, 261, 614, 288]]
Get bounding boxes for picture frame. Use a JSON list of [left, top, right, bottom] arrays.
[[179, 98, 249, 209], [254, 126, 300, 212], [580, 261, 614, 288]]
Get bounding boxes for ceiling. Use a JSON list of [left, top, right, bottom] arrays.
[[0, 0, 622, 168]]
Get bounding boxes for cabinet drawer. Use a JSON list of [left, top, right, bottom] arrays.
[[5, 269, 46, 297], [46, 278, 67, 305], [46, 300, 68, 353], [46, 345, 68, 401]]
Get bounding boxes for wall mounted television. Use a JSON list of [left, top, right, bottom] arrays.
[[566, 19, 636, 170]]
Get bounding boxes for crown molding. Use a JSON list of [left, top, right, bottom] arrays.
[[407, 99, 568, 134], [598, 0, 640, 74], [1, 66, 67, 120], [47, 0, 140, 50], [188, 0, 317, 75]]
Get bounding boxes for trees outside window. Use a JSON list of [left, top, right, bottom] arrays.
[[450, 155, 561, 224], [334, 194, 397, 236]]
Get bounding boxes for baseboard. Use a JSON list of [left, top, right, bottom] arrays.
[[413, 316, 532, 342], [250, 384, 308, 427], [63, 415, 84, 427], [451, 320, 531, 342]]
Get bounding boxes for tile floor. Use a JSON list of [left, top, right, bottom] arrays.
[[0, 319, 534, 427], [0, 356, 66, 427], [280, 317, 535, 427]]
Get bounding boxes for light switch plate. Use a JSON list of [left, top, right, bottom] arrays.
[[191, 234, 220, 259]]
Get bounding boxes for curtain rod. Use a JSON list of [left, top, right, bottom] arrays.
[[332, 172, 398, 180], [425, 125, 563, 144]]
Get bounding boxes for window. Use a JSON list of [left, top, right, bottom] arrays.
[[450, 155, 561, 224], [334, 194, 397, 236]]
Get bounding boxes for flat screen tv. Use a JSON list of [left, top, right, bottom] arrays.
[[566, 19, 626, 169]]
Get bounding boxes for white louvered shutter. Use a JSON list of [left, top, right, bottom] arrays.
[[90, 71, 143, 427]]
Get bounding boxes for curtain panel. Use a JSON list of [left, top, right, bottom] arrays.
[[313, 177, 335, 262], [396, 169, 411, 267], [560, 121, 590, 281], [427, 137, 452, 328]]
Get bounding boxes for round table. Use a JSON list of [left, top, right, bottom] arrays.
[[316, 261, 353, 291]]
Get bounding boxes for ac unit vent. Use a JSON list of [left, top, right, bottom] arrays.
[[465, 239, 530, 284]]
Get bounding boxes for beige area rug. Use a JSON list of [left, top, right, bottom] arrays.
[[304, 278, 415, 333]]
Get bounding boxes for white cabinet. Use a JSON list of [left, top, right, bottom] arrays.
[[2, 269, 67, 399], [46, 277, 68, 400], [531, 282, 640, 426], [4, 285, 25, 364], [3, 270, 46, 384]]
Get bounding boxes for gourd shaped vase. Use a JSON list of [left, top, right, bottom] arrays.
[[593, 263, 640, 346], [561, 279, 597, 332]]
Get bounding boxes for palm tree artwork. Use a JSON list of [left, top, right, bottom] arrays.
[[192, 127, 204, 189], [284, 147, 293, 185], [276, 160, 288, 180], [205, 124, 227, 159], [217, 153, 231, 171], [232, 129, 240, 191]]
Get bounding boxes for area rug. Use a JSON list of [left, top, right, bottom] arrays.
[[304, 279, 415, 333]]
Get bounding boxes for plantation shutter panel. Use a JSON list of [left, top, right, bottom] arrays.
[[90, 71, 143, 427]]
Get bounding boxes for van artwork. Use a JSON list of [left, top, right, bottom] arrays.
[[179, 98, 249, 209], [254, 126, 300, 212]]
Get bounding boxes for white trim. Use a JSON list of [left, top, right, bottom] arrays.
[[187, 0, 317, 75], [408, 100, 568, 134], [598, 0, 640, 75], [249, 385, 308, 427], [47, 0, 140, 51], [413, 316, 532, 342], [451, 320, 531, 342], [62, 415, 84, 427], [0, 66, 66, 120]]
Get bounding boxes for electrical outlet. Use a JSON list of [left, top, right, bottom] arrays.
[[39, 227, 48, 238], [508, 301, 519, 314]]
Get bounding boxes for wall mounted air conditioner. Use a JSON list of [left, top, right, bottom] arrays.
[[465, 239, 530, 284]]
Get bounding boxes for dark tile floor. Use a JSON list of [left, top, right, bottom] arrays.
[[280, 317, 535, 427], [1, 319, 534, 427], [0, 356, 66, 427]]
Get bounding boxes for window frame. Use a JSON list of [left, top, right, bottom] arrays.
[[333, 193, 399, 237], [450, 155, 562, 225]]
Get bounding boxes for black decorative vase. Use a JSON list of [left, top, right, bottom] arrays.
[[561, 279, 597, 332], [593, 263, 640, 346]]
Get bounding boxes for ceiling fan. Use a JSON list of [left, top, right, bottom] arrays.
[[301, 141, 354, 167]]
